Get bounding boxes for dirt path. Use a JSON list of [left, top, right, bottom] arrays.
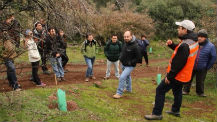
[[0, 59, 168, 92]]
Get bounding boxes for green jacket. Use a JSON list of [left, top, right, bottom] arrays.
[[81, 40, 97, 58], [104, 40, 122, 62]]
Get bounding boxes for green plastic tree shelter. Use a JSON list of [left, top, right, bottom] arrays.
[[57, 89, 67, 112], [157, 74, 161, 85], [149, 47, 152, 53]]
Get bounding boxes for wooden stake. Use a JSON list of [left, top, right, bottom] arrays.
[[54, 74, 57, 86]]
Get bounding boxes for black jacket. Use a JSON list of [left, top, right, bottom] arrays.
[[167, 32, 198, 82], [45, 35, 62, 58], [120, 36, 142, 67], [57, 36, 67, 51]]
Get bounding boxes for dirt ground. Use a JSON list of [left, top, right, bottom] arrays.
[[0, 59, 167, 92]]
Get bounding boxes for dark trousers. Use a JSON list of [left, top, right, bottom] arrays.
[[31, 61, 41, 85], [152, 79, 183, 115], [61, 52, 69, 68], [183, 69, 207, 95], [142, 51, 148, 65], [4, 59, 18, 88], [144, 52, 149, 65], [39, 51, 48, 71]]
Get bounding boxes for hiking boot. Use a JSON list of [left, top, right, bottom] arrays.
[[14, 87, 22, 91], [182, 91, 189, 95], [144, 114, 163, 120], [43, 70, 50, 75], [197, 93, 207, 97], [13, 84, 22, 91], [104, 77, 109, 80], [90, 76, 96, 80], [113, 94, 122, 99], [36, 82, 46, 87], [85, 78, 89, 82], [166, 111, 180, 117], [61, 77, 66, 81], [57, 77, 62, 82]]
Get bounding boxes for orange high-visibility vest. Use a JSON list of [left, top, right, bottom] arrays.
[[167, 40, 199, 82]]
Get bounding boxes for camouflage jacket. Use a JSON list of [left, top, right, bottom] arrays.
[[0, 20, 21, 60], [0, 20, 21, 47]]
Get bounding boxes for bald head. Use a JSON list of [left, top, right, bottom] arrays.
[[124, 31, 133, 43]]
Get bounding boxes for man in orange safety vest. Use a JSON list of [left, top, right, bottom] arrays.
[[145, 20, 199, 120]]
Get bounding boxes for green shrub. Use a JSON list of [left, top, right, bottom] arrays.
[[148, 0, 208, 40]]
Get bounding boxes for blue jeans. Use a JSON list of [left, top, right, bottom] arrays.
[[84, 56, 95, 77], [116, 65, 134, 95], [49, 57, 64, 78], [4, 60, 18, 88]]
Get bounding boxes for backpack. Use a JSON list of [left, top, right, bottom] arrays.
[[84, 40, 97, 52]]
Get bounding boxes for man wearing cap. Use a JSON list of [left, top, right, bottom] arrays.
[[145, 20, 199, 120], [183, 29, 216, 97]]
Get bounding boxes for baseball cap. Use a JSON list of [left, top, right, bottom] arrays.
[[25, 29, 32, 36], [175, 20, 195, 31]]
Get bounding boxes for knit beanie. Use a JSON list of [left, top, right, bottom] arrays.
[[198, 29, 208, 38]]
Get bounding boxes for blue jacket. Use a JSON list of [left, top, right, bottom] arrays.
[[194, 39, 216, 70], [137, 39, 149, 52]]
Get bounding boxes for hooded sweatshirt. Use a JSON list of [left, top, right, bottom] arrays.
[[119, 36, 142, 67]]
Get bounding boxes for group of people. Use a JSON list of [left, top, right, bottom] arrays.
[[26, 25, 69, 85], [81, 32, 149, 82], [1, 14, 216, 120], [80, 20, 216, 120], [0, 14, 69, 90]]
